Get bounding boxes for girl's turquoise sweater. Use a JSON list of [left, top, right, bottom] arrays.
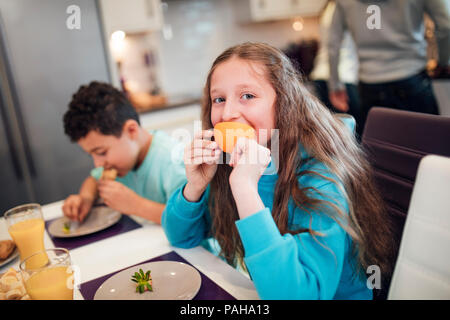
[[161, 147, 372, 300]]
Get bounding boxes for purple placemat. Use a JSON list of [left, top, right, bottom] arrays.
[[45, 214, 142, 251], [80, 251, 236, 300]]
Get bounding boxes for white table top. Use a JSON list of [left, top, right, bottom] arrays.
[[0, 201, 259, 300]]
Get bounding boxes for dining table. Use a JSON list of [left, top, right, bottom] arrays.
[[0, 200, 260, 300]]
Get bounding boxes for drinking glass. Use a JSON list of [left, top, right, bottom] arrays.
[[4, 203, 47, 268], [20, 248, 74, 300]]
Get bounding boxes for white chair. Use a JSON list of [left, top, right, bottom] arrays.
[[388, 155, 450, 299]]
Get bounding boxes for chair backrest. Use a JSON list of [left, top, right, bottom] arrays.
[[388, 155, 450, 299], [361, 107, 450, 299]]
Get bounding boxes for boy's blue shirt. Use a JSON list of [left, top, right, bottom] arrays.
[[161, 141, 372, 300], [92, 130, 187, 204]]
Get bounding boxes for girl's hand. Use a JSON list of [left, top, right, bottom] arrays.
[[229, 137, 271, 192], [229, 137, 271, 219], [183, 130, 222, 202]]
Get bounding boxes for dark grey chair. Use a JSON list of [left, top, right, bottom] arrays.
[[361, 107, 450, 300]]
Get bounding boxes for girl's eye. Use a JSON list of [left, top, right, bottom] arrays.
[[212, 97, 225, 104], [97, 151, 107, 156], [242, 93, 255, 100]]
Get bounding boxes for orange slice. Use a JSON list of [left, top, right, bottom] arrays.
[[213, 122, 256, 153]]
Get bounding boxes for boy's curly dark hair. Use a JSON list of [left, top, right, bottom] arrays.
[[63, 81, 140, 142]]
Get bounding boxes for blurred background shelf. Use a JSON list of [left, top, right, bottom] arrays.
[[130, 92, 201, 113]]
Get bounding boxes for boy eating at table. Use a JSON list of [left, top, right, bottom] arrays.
[[62, 81, 187, 224]]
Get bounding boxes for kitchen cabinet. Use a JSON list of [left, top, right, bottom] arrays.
[[234, 0, 328, 22], [139, 104, 202, 141], [99, 0, 163, 35]]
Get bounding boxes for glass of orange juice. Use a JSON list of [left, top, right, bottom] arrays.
[[20, 248, 74, 300], [4, 203, 48, 269]]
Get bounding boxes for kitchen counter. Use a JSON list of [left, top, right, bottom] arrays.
[[138, 103, 202, 139], [131, 92, 202, 114]]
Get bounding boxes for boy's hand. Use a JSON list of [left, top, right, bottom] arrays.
[[62, 194, 94, 222], [183, 130, 222, 202], [97, 180, 139, 214]]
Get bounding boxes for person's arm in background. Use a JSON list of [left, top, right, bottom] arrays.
[[327, 1, 349, 111], [426, 0, 450, 78]]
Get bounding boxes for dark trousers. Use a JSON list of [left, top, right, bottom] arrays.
[[313, 80, 364, 139], [359, 70, 440, 135]]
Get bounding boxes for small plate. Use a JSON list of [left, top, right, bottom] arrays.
[[94, 261, 202, 300], [48, 206, 121, 238], [0, 247, 19, 268]]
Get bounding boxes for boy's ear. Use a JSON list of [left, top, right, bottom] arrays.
[[122, 119, 140, 139]]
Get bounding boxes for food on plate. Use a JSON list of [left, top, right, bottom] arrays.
[[62, 221, 71, 234], [0, 240, 15, 260], [62, 220, 80, 234], [0, 267, 30, 300], [90, 167, 118, 181], [213, 122, 256, 153], [131, 269, 152, 294], [102, 168, 118, 181]]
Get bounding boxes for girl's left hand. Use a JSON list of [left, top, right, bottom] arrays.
[[229, 137, 271, 191]]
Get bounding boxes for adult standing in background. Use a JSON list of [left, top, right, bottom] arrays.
[[328, 0, 450, 133], [310, 0, 363, 138]]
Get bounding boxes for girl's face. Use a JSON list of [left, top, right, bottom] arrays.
[[210, 57, 276, 146]]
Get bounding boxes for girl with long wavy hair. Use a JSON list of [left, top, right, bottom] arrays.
[[161, 42, 396, 299]]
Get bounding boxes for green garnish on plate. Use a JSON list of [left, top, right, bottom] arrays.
[[131, 269, 153, 293], [63, 221, 71, 234]]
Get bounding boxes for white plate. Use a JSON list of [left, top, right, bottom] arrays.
[[0, 246, 19, 268], [94, 261, 202, 300], [47, 206, 121, 238]]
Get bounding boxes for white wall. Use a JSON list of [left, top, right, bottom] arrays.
[[157, 0, 319, 96]]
